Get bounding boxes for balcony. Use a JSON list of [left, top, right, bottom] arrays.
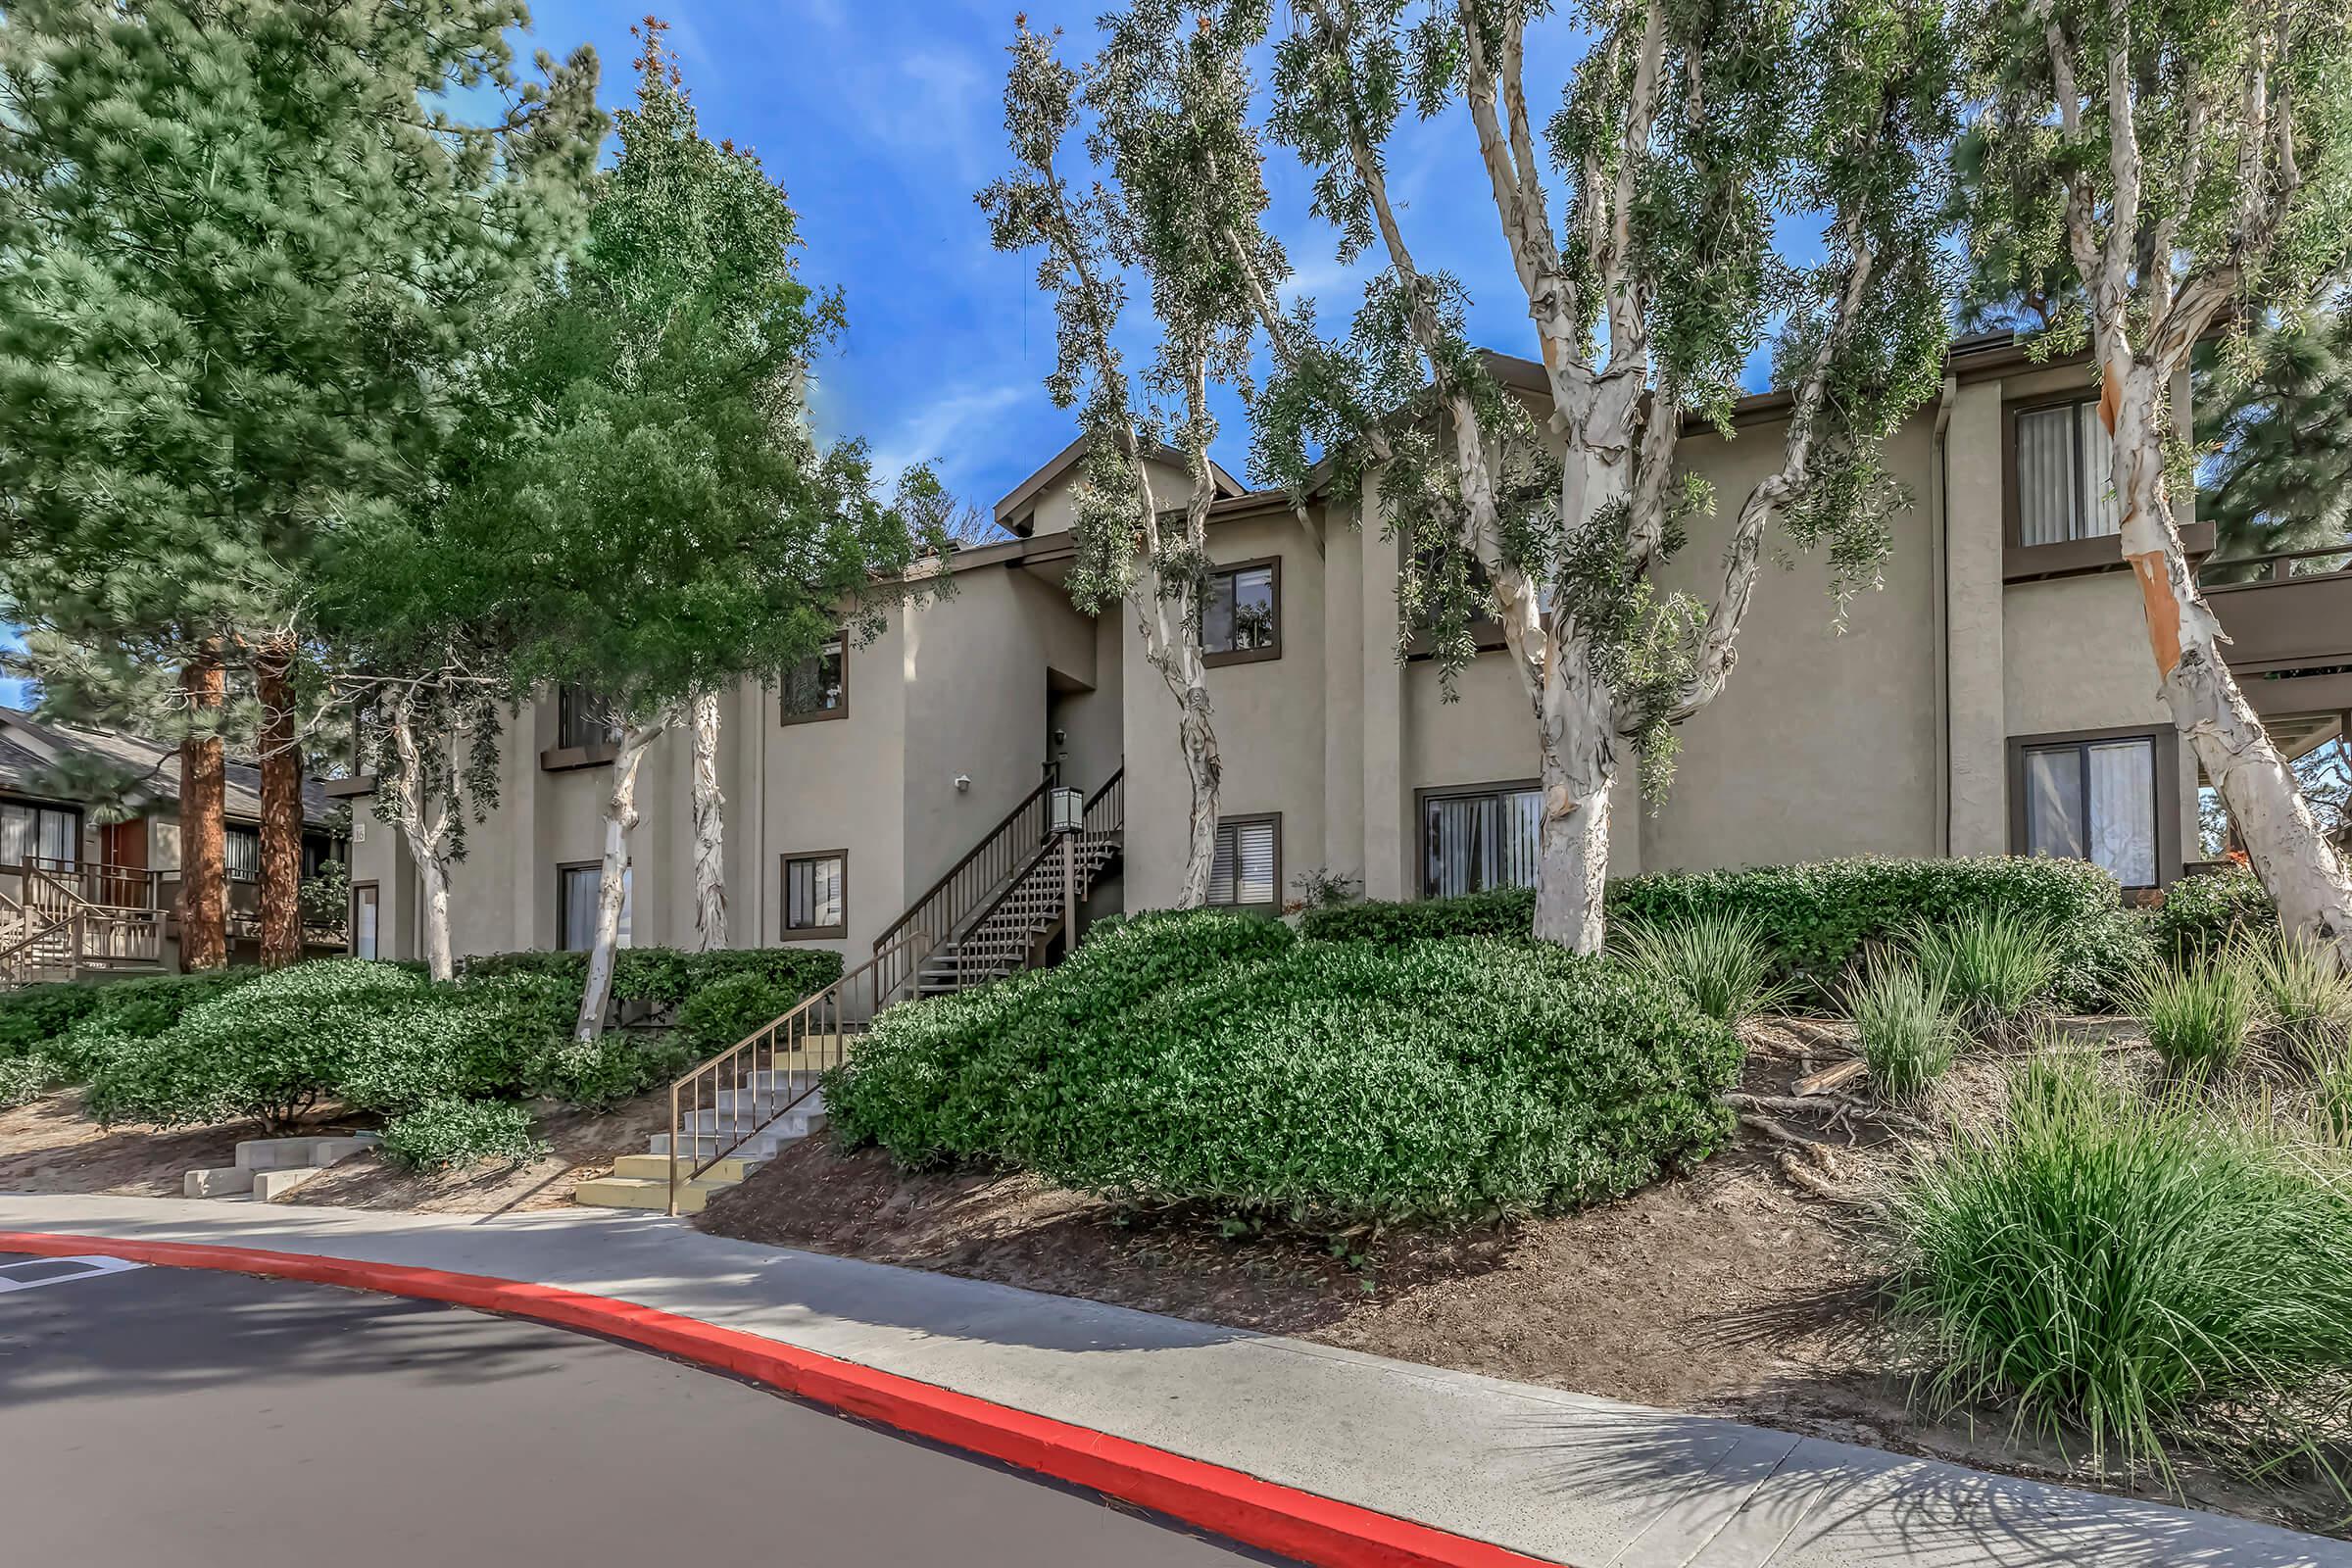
[[2204, 546, 2352, 682]]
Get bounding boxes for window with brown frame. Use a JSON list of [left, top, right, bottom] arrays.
[[556, 685, 622, 751], [558, 861, 632, 952], [2011, 395, 2122, 549], [1205, 814, 1280, 908], [780, 632, 848, 723], [2008, 727, 2177, 891], [781, 850, 848, 938], [1419, 781, 1543, 899], [1201, 559, 1280, 665], [350, 882, 380, 959]]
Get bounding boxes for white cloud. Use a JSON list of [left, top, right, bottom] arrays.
[[862, 379, 1031, 495]]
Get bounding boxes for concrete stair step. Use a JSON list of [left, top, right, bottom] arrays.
[[612, 1152, 760, 1183], [571, 1175, 731, 1215]]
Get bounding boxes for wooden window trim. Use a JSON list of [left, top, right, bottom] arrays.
[[2001, 389, 2215, 581], [2004, 723, 2180, 892], [779, 849, 850, 941], [1414, 777, 1542, 900], [780, 634, 850, 726], [1201, 556, 1283, 668], [1207, 811, 1282, 911]]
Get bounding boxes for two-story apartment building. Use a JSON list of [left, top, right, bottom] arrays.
[[341, 333, 2352, 981]]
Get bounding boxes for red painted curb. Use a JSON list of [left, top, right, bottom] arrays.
[[0, 1229, 1564, 1568]]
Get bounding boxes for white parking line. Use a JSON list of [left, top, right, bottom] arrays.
[[0, 1254, 146, 1294]]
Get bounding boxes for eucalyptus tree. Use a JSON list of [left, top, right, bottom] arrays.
[[456, 24, 955, 1046], [1218, 0, 1954, 950], [1961, 0, 2352, 962], [980, 12, 1285, 904], [0, 0, 601, 967]]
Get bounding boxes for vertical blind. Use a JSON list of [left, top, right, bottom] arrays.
[[1208, 819, 1277, 906], [786, 854, 846, 930], [1423, 787, 1543, 898], [2022, 737, 2157, 888], [224, 826, 261, 881], [560, 864, 632, 951], [2017, 401, 2122, 546], [0, 802, 78, 866]]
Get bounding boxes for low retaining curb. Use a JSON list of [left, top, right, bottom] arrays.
[[0, 1229, 1562, 1568]]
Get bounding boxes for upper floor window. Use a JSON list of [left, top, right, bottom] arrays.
[[556, 685, 621, 751], [1202, 560, 1280, 665], [781, 632, 847, 723], [1422, 783, 1542, 900], [2016, 731, 2162, 890], [1206, 814, 1280, 907], [2015, 397, 2121, 547]]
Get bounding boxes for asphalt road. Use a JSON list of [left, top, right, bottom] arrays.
[[0, 1250, 1280, 1567]]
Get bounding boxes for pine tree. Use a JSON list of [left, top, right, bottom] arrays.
[[0, 0, 601, 967], [2198, 296, 2352, 576]]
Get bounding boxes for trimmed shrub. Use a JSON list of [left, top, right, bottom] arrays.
[[1904, 907, 2061, 1039], [677, 972, 797, 1057], [380, 1098, 545, 1171], [0, 981, 108, 1057], [1888, 1057, 2352, 1482], [462, 945, 842, 1012], [0, 969, 269, 1072], [0, 1052, 60, 1109], [2150, 864, 2277, 963], [1613, 908, 1796, 1026], [529, 1029, 696, 1109], [1845, 953, 1957, 1104], [2133, 959, 2259, 1080], [832, 912, 1741, 1226], [1302, 858, 2150, 1010]]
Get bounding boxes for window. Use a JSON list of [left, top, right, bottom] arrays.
[[2014, 397, 2122, 547], [2017, 733, 2163, 889], [1421, 783, 1543, 899], [558, 862, 632, 952], [1202, 560, 1280, 665], [0, 801, 77, 867], [224, 825, 260, 881], [782, 852, 847, 938], [556, 685, 621, 752], [351, 882, 379, 960], [1206, 815, 1279, 907], [781, 633, 847, 722]]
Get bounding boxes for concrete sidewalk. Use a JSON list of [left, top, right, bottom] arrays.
[[2, 1193, 2340, 1568]]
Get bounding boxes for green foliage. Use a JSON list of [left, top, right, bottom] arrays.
[[2233, 936, 2352, 1074], [1888, 1057, 2352, 1484], [1904, 907, 2062, 1037], [463, 946, 841, 1014], [380, 1099, 545, 1172], [831, 912, 1740, 1227], [2196, 305, 2352, 578], [2133, 959, 2259, 1080], [1844, 952, 1958, 1103], [677, 973, 795, 1057], [0, 982, 110, 1058], [0, 970, 263, 1068], [2151, 865, 2278, 963], [1303, 858, 2149, 1009], [1613, 908, 1798, 1027], [528, 1029, 696, 1110], [0, 1053, 60, 1109]]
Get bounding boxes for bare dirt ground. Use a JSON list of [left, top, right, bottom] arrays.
[[699, 1021, 2347, 1537], [0, 1088, 665, 1218]]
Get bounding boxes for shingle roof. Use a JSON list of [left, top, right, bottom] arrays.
[[0, 706, 338, 827]]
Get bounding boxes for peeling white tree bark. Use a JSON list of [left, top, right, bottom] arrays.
[[572, 718, 662, 1047], [689, 689, 727, 952], [379, 687, 459, 982]]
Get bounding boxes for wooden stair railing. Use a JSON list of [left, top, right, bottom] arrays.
[[664, 928, 933, 1214], [914, 764, 1126, 996], [871, 766, 1060, 961]]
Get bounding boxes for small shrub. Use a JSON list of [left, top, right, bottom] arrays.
[[1904, 908, 2061, 1039], [2133, 959, 2259, 1080], [1613, 908, 1796, 1026], [461, 945, 842, 1013], [530, 1029, 696, 1108], [1887, 1057, 2352, 1483], [2150, 864, 2276, 963], [0, 982, 108, 1057], [0, 1052, 60, 1108], [1844, 952, 1956, 1104], [677, 972, 797, 1057], [1298, 884, 1534, 945], [2233, 935, 2352, 1073], [380, 1099, 545, 1171]]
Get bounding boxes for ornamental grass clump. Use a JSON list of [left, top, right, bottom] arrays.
[[2233, 936, 2352, 1075], [1613, 908, 1797, 1027], [2133, 958, 2260, 1080], [1904, 907, 2061, 1040], [1844, 951, 1957, 1105], [1887, 1057, 2352, 1486]]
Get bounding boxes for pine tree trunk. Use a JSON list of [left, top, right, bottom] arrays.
[[1531, 678, 1617, 954], [176, 652, 228, 971], [2110, 368, 2352, 965], [689, 689, 726, 951], [1172, 682, 1220, 907], [256, 641, 303, 968], [571, 721, 661, 1048]]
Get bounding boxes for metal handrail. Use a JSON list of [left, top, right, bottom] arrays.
[[932, 765, 1128, 993], [664, 927, 934, 1214], [2200, 543, 2352, 587], [871, 765, 1059, 958]]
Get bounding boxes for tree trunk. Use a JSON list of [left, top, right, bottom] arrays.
[[2110, 367, 2352, 966], [1172, 681, 1221, 907], [416, 847, 455, 982], [571, 720, 661, 1048], [689, 689, 726, 951], [255, 641, 303, 968], [1531, 683, 1618, 954], [176, 652, 228, 971]]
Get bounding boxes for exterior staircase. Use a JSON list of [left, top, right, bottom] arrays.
[[0, 860, 168, 991], [570, 764, 1124, 1216]]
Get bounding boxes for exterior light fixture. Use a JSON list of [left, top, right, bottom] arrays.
[[1049, 786, 1085, 835]]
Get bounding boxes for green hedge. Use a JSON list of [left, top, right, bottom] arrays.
[[829, 912, 1740, 1226], [1299, 858, 2153, 1009], [2148, 863, 2277, 962], [462, 946, 843, 1009], [381, 1098, 546, 1171]]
